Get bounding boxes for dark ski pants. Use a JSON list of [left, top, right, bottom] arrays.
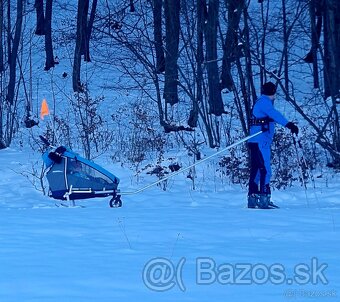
[[248, 142, 271, 195]]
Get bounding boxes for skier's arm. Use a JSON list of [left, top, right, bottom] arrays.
[[262, 99, 288, 126]]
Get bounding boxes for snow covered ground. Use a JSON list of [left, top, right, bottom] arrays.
[[0, 146, 339, 302]]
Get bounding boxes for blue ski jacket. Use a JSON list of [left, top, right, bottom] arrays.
[[248, 95, 288, 145]]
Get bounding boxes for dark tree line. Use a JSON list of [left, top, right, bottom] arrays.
[[303, 0, 340, 164], [98, 0, 340, 164], [0, 0, 99, 149], [73, 0, 97, 92], [34, 0, 56, 71], [0, 0, 339, 167]]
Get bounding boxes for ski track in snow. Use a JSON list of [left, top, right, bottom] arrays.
[[0, 148, 339, 301]]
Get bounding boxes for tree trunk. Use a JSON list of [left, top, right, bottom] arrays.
[[311, 0, 321, 88], [0, 0, 4, 72], [188, 0, 204, 128], [163, 0, 180, 106], [324, 0, 340, 98], [304, 0, 322, 88], [259, 0, 269, 84], [80, 0, 89, 60], [73, 0, 88, 92], [281, 0, 289, 93], [152, 0, 165, 73], [44, 0, 55, 70], [6, 0, 11, 64], [0, 0, 5, 145], [204, 0, 224, 115], [6, 0, 23, 105], [323, 0, 340, 160], [129, 0, 135, 12], [221, 0, 244, 92], [34, 0, 45, 35], [335, 0, 340, 98], [323, 0, 332, 99], [243, 8, 257, 105], [84, 0, 97, 62]]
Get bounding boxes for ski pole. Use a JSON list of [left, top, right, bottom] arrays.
[[292, 136, 307, 188], [292, 135, 320, 206], [294, 136, 317, 188], [292, 135, 310, 207], [119, 131, 262, 196]]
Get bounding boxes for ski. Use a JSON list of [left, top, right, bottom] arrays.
[[247, 201, 280, 209], [268, 202, 280, 209], [248, 194, 280, 209], [55, 202, 85, 208], [248, 206, 279, 210]]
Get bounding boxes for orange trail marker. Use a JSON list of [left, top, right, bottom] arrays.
[[40, 99, 50, 120]]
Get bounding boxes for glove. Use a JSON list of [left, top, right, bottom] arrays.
[[55, 146, 66, 155], [285, 122, 299, 135]]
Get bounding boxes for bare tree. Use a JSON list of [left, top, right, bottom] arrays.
[[221, 0, 244, 92], [6, 0, 23, 106], [204, 0, 224, 115], [0, 0, 24, 148], [73, 0, 97, 92], [73, 0, 89, 92], [34, 0, 45, 35], [44, 0, 56, 70], [163, 0, 180, 106], [152, 0, 165, 73], [0, 0, 3, 147], [0, 0, 6, 148], [0, 0, 4, 73], [304, 0, 322, 88], [281, 0, 289, 93], [322, 0, 340, 163], [83, 0, 97, 62], [179, 0, 220, 147], [187, 0, 205, 128], [34, 0, 57, 70], [323, 0, 340, 98], [303, 0, 340, 165], [242, 7, 257, 107]]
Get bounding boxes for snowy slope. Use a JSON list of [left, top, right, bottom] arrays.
[[0, 146, 339, 302], [1, 2, 337, 301]]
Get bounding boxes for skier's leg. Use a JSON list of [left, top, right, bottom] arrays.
[[258, 142, 271, 208], [247, 143, 263, 208], [248, 144, 259, 192]]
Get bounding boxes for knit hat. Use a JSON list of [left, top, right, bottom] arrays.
[[261, 82, 277, 96]]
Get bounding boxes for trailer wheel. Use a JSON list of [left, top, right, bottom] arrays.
[[110, 195, 122, 208]]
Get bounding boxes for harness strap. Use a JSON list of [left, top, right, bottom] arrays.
[[249, 116, 274, 126]]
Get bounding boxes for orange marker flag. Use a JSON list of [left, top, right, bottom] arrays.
[[40, 99, 50, 120]]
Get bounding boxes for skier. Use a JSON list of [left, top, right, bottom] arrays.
[[247, 82, 298, 209]]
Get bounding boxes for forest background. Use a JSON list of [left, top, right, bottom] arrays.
[[0, 0, 339, 191]]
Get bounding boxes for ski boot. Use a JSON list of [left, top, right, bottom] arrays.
[[258, 194, 270, 209], [268, 200, 280, 209], [247, 193, 259, 208]]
